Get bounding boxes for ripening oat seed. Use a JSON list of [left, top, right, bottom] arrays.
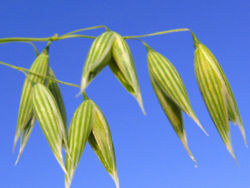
[[14, 47, 49, 164], [0, 25, 246, 188], [193, 33, 246, 160]]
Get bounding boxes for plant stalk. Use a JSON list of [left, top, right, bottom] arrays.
[[0, 61, 80, 88], [124, 28, 191, 39]]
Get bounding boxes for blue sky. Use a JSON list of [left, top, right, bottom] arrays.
[[0, 0, 250, 188]]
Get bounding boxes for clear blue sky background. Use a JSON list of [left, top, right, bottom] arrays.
[[0, 0, 250, 188]]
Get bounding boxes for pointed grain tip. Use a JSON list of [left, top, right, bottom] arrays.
[[76, 79, 87, 98], [243, 139, 248, 148], [75, 89, 84, 98], [193, 117, 209, 136], [65, 181, 70, 188], [200, 126, 209, 137], [238, 123, 247, 147], [190, 156, 197, 166], [15, 158, 19, 166], [58, 157, 68, 176], [15, 147, 24, 165], [227, 144, 238, 165], [233, 155, 239, 167], [13, 136, 19, 153], [80, 78, 88, 91], [136, 95, 146, 115], [187, 153, 197, 168], [112, 173, 120, 188], [190, 154, 197, 168], [141, 105, 146, 115], [181, 136, 197, 167], [65, 176, 72, 188], [76, 83, 86, 98], [114, 179, 120, 188]]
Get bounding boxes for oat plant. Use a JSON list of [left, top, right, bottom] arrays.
[[0, 25, 246, 187]]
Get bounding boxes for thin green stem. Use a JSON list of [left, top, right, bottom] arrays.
[[0, 61, 80, 88], [58, 34, 96, 40], [82, 93, 89, 100], [0, 34, 96, 44], [0, 37, 53, 43], [0, 61, 23, 71], [61, 25, 109, 37], [4, 41, 39, 56], [133, 38, 151, 49], [0, 27, 191, 44], [124, 28, 191, 39], [0, 25, 107, 44], [27, 42, 39, 56]]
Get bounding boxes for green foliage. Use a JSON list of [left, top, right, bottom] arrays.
[[0, 26, 246, 188]]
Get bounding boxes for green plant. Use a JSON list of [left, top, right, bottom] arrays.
[[0, 25, 246, 188]]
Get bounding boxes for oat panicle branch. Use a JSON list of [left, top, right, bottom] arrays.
[[0, 25, 245, 188]]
